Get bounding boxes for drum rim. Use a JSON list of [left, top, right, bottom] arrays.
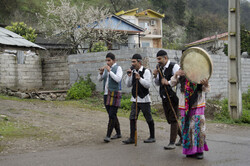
[[180, 47, 213, 84]]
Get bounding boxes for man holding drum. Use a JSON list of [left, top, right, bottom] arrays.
[[153, 50, 182, 150]]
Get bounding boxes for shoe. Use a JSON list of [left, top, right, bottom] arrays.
[[122, 138, 135, 144], [164, 143, 176, 150], [186, 154, 196, 158], [104, 136, 110, 143], [143, 137, 156, 143], [175, 139, 182, 146], [196, 153, 204, 159], [111, 134, 122, 139]]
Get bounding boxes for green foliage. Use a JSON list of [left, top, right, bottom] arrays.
[[223, 27, 250, 56], [66, 74, 96, 100], [241, 28, 250, 55], [214, 88, 250, 124], [5, 22, 37, 42], [91, 42, 108, 52], [223, 43, 228, 56], [214, 98, 234, 123], [120, 94, 132, 111]]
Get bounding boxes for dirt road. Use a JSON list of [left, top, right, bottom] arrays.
[[0, 98, 250, 166]]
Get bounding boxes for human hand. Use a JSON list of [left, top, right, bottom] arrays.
[[135, 73, 140, 80], [153, 69, 158, 78], [104, 65, 111, 72], [127, 68, 132, 76], [200, 78, 208, 86], [161, 78, 169, 85], [99, 67, 104, 75], [175, 69, 185, 77]]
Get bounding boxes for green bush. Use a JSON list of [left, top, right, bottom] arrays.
[[120, 98, 132, 111], [91, 42, 108, 52], [214, 88, 250, 124], [66, 75, 96, 100], [214, 98, 234, 123], [5, 22, 37, 42]]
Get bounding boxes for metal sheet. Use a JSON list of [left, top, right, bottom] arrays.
[[0, 27, 45, 50]]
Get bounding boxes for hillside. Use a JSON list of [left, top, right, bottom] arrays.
[[0, 0, 249, 48]]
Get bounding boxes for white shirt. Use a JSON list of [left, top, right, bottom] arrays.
[[154, 60, 180, 86], [125, 66, 151, 103], [98, 63, 123, 95]]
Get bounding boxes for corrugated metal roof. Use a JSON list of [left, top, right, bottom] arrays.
[[0, 27, 45, 50]]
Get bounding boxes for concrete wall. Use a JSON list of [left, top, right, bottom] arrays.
[[39, 50, 69, 90], [68, 48, 250, 103], [0, 51, 42, 90]]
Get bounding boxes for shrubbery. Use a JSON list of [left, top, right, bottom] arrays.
[[91, 42, 108, 52], [214, 88, 250, 124], [66, 74, 96, 100], [120, 94, 132, 111], [5, 22, 37, 42]]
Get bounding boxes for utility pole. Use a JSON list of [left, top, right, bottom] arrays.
[[228, 0, 242, 119]]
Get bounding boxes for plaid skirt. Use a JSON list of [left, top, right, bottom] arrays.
[[106, 90, 122, 107]]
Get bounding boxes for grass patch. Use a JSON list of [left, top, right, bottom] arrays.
[[211, 88, 250, 125], [0, 116, 59, 152]]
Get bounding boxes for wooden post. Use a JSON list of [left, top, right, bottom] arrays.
[[228, 0, 242, 119]]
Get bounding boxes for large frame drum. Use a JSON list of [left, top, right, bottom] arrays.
[[180, 47, 213, 84]]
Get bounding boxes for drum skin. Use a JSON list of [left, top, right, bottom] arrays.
[[180, 47, 213, 84]]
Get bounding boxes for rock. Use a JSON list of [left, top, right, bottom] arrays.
[[39, 94, 46, 100], [57, 95, 65, 101], [8, 90, 15, 96], [50, 93, 57, 100], [45, 96, 52, 101], [20, 93, 30, 99], [15, 92, 22, 98]]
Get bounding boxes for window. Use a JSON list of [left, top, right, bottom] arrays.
[[141, 42, 150, 47]]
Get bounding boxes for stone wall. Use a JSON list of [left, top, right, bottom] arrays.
[[68, 48, 250, 103], [0, 51, 42, 90], [39, 50, 70, 90]]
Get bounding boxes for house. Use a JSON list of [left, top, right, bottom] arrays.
[[185, 32, 228, 55], [93, 14, 145, 50], [0, 27, 45, 90], [116, 8, 165, 48]]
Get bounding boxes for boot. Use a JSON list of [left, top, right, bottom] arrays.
[[170, 123, 178, 144], [112, 117, 121, 139], [104, 118, 115, 142], [144, 120, 155, 143], [175, 125, 182, 146], [196, 153, 204, 159], [164, 143, 176, 150], [122, 120, 135, 144]]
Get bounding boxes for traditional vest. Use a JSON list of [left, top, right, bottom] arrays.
[[159, 62, 177, 100], [132, 67, 149, 99], [103, 65, 122, 92]]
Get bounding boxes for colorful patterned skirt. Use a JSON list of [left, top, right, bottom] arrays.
[[106, 90, 122, 107], [180, 107, 209, 155]]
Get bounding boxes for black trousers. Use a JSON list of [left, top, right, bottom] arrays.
[[104, 95, 121, 137], [129, 102, 155, 139], [162, 98, 181, 143]]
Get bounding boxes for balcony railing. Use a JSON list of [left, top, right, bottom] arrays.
[[143, 29, 161, 36]]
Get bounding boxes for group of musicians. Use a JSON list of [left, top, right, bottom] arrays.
[[98, 50, 209, 159]]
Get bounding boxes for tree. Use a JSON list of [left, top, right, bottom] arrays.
[[39, 0, 127, 53], [185, 15, 197, 42], [223, 27, 250, 57], [5, 22, 37, 42], [174, 0, 186, 25]]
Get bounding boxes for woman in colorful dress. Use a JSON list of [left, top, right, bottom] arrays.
[[171, 69, 209, 159]]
